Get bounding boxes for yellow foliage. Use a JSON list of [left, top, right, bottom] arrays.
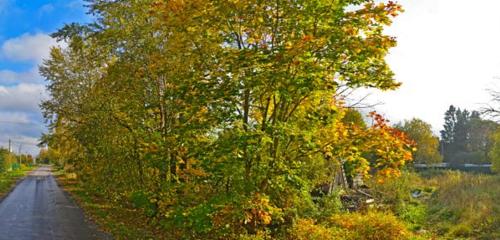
[[328, 211, 411, 240], [288, 219, 348, 240]]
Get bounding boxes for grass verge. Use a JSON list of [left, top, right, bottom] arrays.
[[0, 166, 35, 200], [370, 170, 500, 239], [55, 172, 170, 240]]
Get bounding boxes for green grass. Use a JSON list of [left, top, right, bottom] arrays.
[[0, 166, 34, 199]]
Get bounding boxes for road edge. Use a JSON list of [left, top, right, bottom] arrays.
[[52, 169, 113, 240], [0, 167, 35, 204], [53, 170, 170, 239]]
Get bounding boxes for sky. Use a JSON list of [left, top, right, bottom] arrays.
[[0, 0, 89, 155], [1, 0, 500, 154], [366, 0, 500, 132]]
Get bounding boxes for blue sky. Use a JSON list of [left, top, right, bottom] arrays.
[[0, 0, 89, 154]]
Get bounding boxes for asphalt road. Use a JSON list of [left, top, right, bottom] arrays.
[[0, 166, 110, 240]]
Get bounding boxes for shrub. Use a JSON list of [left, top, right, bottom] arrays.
[[396, 202, 427, 230], [369, 171, 423, 209], [313, 190, 344, 220], [328, 211, 411, 240], [288, 219, 347, 240], [448, 224, 473, 238], [129, 191, 157, 217]]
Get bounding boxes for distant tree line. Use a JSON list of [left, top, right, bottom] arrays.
[[440, 105, 498, 165], [0, 148, 33, 171], [393, 105, 498, 167]]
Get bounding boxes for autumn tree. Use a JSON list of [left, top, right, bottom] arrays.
[[342, 108, 367, 128], [396, 118, 442, 164], [468, 117, 498, 163], [483, 88, 500, 172], [491, 131, 500, 173], [0, 148, 18, 171], [41, 0, 407, 238]]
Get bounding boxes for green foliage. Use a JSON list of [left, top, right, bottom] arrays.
[[490, 130, 500, 173], [0, 148, 17, 172], [368, 171, 433, 233], [129, 191, 157, 217], [342, 109, 367, 129], [40, 0, 409, 238], [313, 190, 344, 220], [396, 203, 427, 231], [368, 170, 500, 239], [0, 148, 8, 173], [440, 106, 498, 164], [369, 171, 423, 207], [0, 166, 33, 197]]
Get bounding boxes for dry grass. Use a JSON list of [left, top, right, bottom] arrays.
[[424, 171, 500, 239]]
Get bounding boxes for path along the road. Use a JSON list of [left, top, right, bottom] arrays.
[[0, 166, 110, 240]]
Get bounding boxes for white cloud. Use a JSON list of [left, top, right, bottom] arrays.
[[0, 33, 58, 62], [0, 32, 57, 155], [0, 112, 30, 124], [0, 111, 44, 155], [0, 134, 41, 155], [0, 68, 40, 85], [0, 83, 46, 155], [0, 83, 46, 112]]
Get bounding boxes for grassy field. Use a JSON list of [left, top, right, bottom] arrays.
[[423, 171, 499, 239], [371, 170, 500, 239]]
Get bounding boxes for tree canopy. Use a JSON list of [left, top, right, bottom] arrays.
[[440, 106, 497, 164], [41, 0, 410, 238], [396, 118, 441, 164]]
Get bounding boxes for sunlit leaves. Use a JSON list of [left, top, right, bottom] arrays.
[[41, 0, 405, 238]]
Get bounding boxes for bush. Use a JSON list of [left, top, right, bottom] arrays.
[[328, 211, 411, 240], [369, 171, 424, 209], [129, 191, 157, 217], [313, 190, 344, 220], [448, 224, 473, 238], [288, 219, 348, 240], [396, 202, 427, 230]]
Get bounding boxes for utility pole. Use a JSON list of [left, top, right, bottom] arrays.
[[8, 139, 11, 153], [18, 144, 22, 165]]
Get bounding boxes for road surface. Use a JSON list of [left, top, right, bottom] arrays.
[[0, 166, 110, 240]]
